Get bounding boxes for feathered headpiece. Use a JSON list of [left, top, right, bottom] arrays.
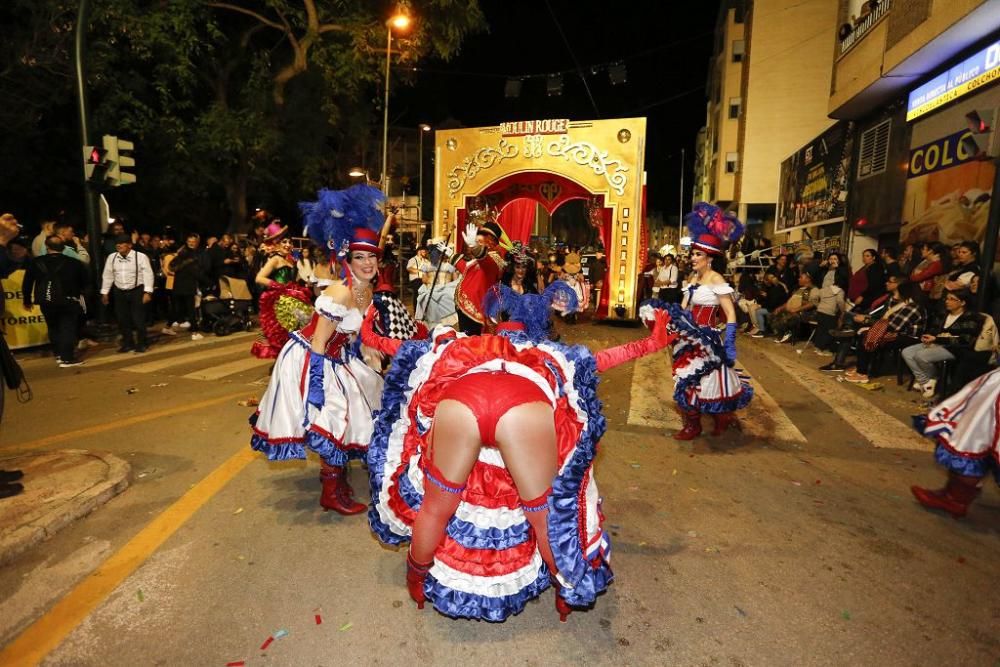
[[482, 282, 578, 342], [684, 202, 744, 256], [508, 241, 533, 267], [299, 184, 386, 260]]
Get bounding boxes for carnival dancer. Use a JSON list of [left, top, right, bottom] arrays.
[[363, 284, 674, 622], [644, 203, 753, 440], [911, 367, 1000, 518], [453, 214, 511, 335], [250, 184, 395, 514], [251, 221, 314, 358]]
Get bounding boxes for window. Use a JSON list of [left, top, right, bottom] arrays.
[[725, 152, 740, 174], [732, 40, 745, 63], [728, 97, 742, 119], [857, 118, 891, 180]]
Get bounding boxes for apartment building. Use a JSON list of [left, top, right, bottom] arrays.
[[824, 0, 1000, 266], [694, 0, 838, 239]]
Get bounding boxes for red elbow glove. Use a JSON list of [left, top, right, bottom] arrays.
[[360, 307, 402, 356], [596, 310, 675, 372]]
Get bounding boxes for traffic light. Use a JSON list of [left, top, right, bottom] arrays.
[[103, 135, 136, 186], [83, 145, 111, 185], [961, 108, 999, 159]]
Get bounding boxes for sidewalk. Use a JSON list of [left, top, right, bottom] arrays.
[[0, 450, 131, 566]]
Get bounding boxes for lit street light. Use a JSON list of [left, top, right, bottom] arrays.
[[348, 166, 368, 179], [381, 12, 411, 196], [418, 124, 431, 221]]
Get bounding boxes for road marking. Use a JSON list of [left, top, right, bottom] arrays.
[[7, 392, 251, 452], [182, 357, 270, 381], [762, 347, 930, 451], [123, 341, 252, 373], [17, 331, 254, 370], [628, 351, 807, 443], [0, 447, 257, 666]]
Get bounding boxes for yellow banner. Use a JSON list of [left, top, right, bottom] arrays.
[[2, 269, 50, 349]]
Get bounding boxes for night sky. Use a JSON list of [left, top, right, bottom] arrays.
[[392, 0, 721, 217]]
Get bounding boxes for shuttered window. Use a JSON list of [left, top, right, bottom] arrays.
[[857, 119, 891, 180]]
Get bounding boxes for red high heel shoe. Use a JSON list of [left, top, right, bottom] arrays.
[[552, 576, 572, 622], [710, 412, 741, 436], [406, 552, 431, 609]]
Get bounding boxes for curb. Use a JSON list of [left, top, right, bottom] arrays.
[[0, 450, 132, 567]]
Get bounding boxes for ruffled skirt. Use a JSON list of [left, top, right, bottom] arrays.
[[368, 332, 612, 621], [915, 367, 1000, 484], [251, 284, 314, 359], [250, 332, 383, 465]]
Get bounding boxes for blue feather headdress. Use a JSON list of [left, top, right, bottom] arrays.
[[684, 202, 745, 245], [482, 282, 578, 342], [299, 184, 386, 260]]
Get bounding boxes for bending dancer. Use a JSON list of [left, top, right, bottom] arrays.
[[250, 185, 394, 514], [647, 203, 753, 440], [911, 367, 1000, 518], [364, 284, 673, 621], [251, 221, 314, 359]]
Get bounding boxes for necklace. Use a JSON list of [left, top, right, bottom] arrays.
[[351, 282, 370, 309]]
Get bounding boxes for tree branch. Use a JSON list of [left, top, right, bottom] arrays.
[[204, 2, 285, 32]]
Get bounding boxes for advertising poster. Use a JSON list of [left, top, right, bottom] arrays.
[[777, 121, 854, 231], [899, 129, 995, 247], [2, 269, 49, 349]]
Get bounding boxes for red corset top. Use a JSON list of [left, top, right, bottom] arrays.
[[300, 314, 351, 357], [689, 305, 720, 327]]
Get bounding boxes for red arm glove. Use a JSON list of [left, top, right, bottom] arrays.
[[360, 306, 402, 356], [595, 310, 675, 372]]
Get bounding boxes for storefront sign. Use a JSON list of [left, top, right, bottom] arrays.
[[500, 119, 569, 137], [776, 121, 854, 231], [2, 270, 50, 349], [908, 129, 981, 178], [907, 40, 1000, 121]]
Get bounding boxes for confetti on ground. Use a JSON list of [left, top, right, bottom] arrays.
[[841, 610, 851, 620], [687, 531, 698, 537], [339, 622, 353, 632], [638, 541, 647, 547], [672, 469, 678, 476], [126, 387, 139, 394], [315, 614, 323, 625], [688, 487, 699, 492], [630, 463, 641, 469], [957, 557, 966, 564], [137, 589, 144, 602], [792, 481, 802, 486], [735, 606, 747, 617], [233, 507, 244, 515], [274, 629, 288, 639], [815, 480, 822, 485], [150, 382, 169, 387], [260, 636, 274, 650], [226, 661, 246, 667], [627, 485, 640, 491], [238, 398, 260, 407]]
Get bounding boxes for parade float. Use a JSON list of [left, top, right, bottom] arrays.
[[432, 117, 648, 319]]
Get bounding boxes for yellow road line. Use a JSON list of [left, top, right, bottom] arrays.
[[0, 446, 258, 666], [7, 392, 252, 452]]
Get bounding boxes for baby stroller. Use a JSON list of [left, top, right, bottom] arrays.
[[201, 276, 254, 336]]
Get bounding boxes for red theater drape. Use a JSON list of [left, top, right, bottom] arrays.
[[497, 199, 536, 245]]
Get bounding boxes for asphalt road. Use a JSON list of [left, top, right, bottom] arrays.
[[0, 321, 997, 666]]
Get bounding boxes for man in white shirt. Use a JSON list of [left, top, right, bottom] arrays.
[[101, 234, 155, 353], [406, 246, 432, 308], [661, 254, 680, 303]]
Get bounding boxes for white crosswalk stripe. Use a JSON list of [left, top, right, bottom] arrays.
[[628, 350, 808, 444], [115, 335, 271, 382]]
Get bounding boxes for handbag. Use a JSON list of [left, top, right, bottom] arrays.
[[862, 317, 896, 351]]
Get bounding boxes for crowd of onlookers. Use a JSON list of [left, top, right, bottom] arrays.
[[728, 239, 998, 402]]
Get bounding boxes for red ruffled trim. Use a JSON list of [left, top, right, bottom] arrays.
[[253, 284, 313, 359]]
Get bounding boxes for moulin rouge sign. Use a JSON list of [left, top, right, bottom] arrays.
[[500, 119, 569, 137]]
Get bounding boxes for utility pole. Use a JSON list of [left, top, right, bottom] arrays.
[[74, 0, 102, 276], [678, 148, 685, 248]]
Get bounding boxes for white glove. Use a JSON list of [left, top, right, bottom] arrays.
[[462, 222, 478, 249], [435, 242, 454, 258]]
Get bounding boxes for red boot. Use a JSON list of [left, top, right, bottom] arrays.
[[673, 410, 702, 440], [319, 464, 367, 515], [552, 576, 572, 622], [406, 551, 431, 609], [911, 473, 981, 519], [710, 412, 741, 436]]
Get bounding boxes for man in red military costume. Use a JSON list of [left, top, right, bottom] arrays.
[[453, 219, 508, 334]]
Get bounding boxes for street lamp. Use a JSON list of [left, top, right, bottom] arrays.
[[418, 124, 431, 221], [348, 166, 368, 179], [381, 12, 412, 196]]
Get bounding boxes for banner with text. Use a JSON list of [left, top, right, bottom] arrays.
[[2, 269, 50, 349], [776, 121, 854, 231]]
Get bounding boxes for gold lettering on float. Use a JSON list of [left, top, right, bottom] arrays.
[[447, 139, 519, 197]]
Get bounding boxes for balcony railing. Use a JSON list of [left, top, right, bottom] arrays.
[[839, 0, 891, 57]]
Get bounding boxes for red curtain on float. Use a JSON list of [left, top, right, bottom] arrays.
[[497, 199, 536, 245], [597, 207, 612, 318]]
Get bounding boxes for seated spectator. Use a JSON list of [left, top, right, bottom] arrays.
[[811, 252, 850, 353], [749, 272, 789, 337], [738, 270, 761, 333], [909, 241, 948, 309], [767, 254, 798, 295], [838, 277, 925, 383], [901, 288, 981, 398], [770, 271, 820, 344], [944, 241, 980, 291], [852, 248, 887, 310]]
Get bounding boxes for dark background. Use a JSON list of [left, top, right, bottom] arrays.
[[392, 0, 720, 218]]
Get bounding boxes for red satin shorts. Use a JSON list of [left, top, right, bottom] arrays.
[[438, 371, 551, 446]]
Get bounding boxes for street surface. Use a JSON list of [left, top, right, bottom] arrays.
[[0, 322, 998, 666]]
